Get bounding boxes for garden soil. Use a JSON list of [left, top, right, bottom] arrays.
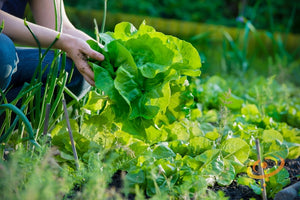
[[110, 157, 300, 200]]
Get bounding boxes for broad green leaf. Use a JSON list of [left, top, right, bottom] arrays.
[[263, 140, 288, 159], [216, 159, 236, 186], [169, 140, 189, 156], [179, 174, 207, 194], [198, 122, 216, 135], [165, 121, 190, 141], [107, 40, 138, 76], [182, 155, 202, 170], [129, 141, 150, 157], [267, 167, 290, 198], [220, 92, 244, 110], [287, 106, 300, 128], [203, 110, 218, 123], [250, 183, 262, 195], [145, 32, 201, 76], [241, 104, 261, 123], [138, 21, 156, 34], [205, 129, 220, 141], [237, 176, 256, 187], [288, 146, 300, 159], [82, 91, 106, 112], [206, 76, 228, 90], [114, 65, 142, 109], [59, 151, 76, 161], [80, 110, 115, 148], [51, 119, 79, 137], [92, 63, 120, 102], [114, 131, 134, 145], [87, 40, 114, 76], [87, 39, 102, 51], [152, 143, 176, 159], [112, 22, 137, 41], [282, 127, 300, 143], [167, 36, 201, 76], [262, 129, 283, 143], [190, 108, 202, 120], [145, 123, 168, 144], [139, 63, 171, 79], [99, 32, 115, 45], [121, 118, 150, 139], [52, 130, 99, 160], [155, 159, 177, 177], [130, 82, 170, 120], [126, 168, 146, 186], [221, 138, 250, 163], [196, 149, 224, 177], [189, 136, 212, 155], [125, 34, 174, 78], [121, 117, 166, 143]]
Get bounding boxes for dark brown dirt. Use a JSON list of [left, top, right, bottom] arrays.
[[213, 157, 300, 200], [109, 157, 300, 199]]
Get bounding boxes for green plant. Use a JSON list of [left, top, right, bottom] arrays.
[[87, 21, 201, 142], [48, 72, 300, 199], [65, 0, 300, 34], [0, 0, 81, 152], [0, 20, 4, 33]]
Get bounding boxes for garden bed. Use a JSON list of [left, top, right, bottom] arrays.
[[1, 8, 300, 200], [105, 156, 300, 200]]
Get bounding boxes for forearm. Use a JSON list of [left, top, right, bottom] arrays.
[[1, 6, 104, 86], [0, 10, 70, 50], [30, 0, 94, 43]]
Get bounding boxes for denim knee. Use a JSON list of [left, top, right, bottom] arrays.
[[0, 34, 18, 91]]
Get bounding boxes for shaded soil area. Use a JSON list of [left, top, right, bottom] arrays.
[[109, 157, 300, 200], [211, 157, 300, 200]]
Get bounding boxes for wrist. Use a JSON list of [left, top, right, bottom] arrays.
[[54, 33, 74, 52]]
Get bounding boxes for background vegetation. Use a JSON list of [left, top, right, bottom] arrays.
[[63, 0, 300, 86], [65, 0, 300, 34]]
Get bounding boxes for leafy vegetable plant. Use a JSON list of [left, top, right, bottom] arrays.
[[48, 22, 300, 199], [87, 21, 201, 141]]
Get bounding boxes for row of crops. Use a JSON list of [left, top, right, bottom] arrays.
[[48, 23, 300, 199]]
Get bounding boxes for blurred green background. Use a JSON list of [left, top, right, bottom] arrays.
[[65, 0, 300, 33], [63, 0, 300, 85]]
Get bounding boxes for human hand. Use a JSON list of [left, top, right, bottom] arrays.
[[58, 34, 104, 86]]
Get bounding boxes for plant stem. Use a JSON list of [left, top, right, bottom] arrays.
[[0, 104, 40, 148], [100, 0, 108, 34], [62, 99, 79, 170], [43, 103, 51, 136], [0, 20, 4, 33], [255, 138, 267, 200]]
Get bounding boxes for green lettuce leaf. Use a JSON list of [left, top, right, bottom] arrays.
[[87, 21, 201, 140]]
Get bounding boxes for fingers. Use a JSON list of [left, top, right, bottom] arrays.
[[89, 49, 105, 61], [77, 39, 104, 62], [66, 39, 103, 86], [77, 45, 103, 86], [82, 74, 95, 86], [75, 56, 95, 86]]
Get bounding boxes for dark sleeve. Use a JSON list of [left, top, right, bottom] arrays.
[[2, 0, 29, 18]]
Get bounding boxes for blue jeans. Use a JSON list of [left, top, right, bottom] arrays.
[[0, 33, 90, 102]]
